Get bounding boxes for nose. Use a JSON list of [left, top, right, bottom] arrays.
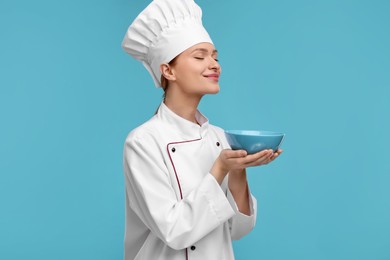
[[209, 57, 221, 71]]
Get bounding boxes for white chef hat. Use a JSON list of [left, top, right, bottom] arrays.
[[121, 0, 213, 87]]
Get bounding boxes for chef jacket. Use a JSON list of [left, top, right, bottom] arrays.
[[123, 102, 257, 260]]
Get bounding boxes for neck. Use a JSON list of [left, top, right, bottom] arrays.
[[164, 86, 202, 125]]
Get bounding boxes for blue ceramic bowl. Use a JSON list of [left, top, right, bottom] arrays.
[[224, 130, 285, 154]]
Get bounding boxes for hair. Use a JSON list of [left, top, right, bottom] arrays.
[[160, 74, 169, 96]]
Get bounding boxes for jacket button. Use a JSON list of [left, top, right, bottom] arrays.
[[171, 147, 176, 152], [216, 142, 220, 147], [190, 245, 196, 251]]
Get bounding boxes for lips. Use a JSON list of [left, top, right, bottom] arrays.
[[204, 74, 220, 81]]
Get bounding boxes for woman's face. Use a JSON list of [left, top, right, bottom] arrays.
[[169, 42, 221, 96]]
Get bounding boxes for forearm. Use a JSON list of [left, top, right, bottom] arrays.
[[228, 169, 251, 216]]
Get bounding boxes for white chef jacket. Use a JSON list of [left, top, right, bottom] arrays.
[[123, 102, 257, 260]]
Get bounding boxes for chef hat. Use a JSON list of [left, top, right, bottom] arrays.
[[121, 0, 213, 87]]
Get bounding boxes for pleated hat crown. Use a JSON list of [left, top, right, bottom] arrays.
[[121, 0, 213, 87]]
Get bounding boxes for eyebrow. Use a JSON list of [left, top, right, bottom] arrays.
[[191, 48, 218, 54]]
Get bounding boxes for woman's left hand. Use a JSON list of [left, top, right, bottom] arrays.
[[239, 148, 283, 169], [265, 148, 283, 165]]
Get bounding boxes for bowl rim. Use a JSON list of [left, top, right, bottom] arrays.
[[225, 130, 285, 136]]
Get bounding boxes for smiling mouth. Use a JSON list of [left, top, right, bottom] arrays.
[[204, 75, 220, 82]]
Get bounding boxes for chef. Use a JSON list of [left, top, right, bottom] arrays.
[[121, 0, 283, 259]]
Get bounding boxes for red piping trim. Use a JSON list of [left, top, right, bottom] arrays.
[[166, 138, 202, 200], [166, 138, 202, 260]]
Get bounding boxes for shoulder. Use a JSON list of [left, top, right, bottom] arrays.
[[124, 115, 164, 148], [208, 123, 231, 149], [208, 123, 225, 137]]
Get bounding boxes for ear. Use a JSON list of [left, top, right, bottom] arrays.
[[160, 63, 176, 81]]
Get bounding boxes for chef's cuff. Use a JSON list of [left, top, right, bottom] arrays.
[[226, 187, 257, 218], [199, 174, 236, 223], [227, 189, 257, 239]]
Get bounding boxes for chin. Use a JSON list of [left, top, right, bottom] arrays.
[[205, 84, 220, 94], [209, 88, 220, 94]]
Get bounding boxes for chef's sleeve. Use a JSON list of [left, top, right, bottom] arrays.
[[123, 134, 236, 250], [226, 183, 257, 240]]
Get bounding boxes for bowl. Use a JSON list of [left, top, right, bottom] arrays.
[[224, 130, 285, 154]]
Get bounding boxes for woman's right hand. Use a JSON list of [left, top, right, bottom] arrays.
[[210, 149, 277, 184]]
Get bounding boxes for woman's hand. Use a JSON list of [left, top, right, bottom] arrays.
[[210, 149, 283, 184]]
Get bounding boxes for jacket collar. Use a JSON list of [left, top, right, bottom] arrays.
[[157, 102, 209, 140]]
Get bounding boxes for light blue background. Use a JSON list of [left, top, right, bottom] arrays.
[[1, 0, 389, 259]]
